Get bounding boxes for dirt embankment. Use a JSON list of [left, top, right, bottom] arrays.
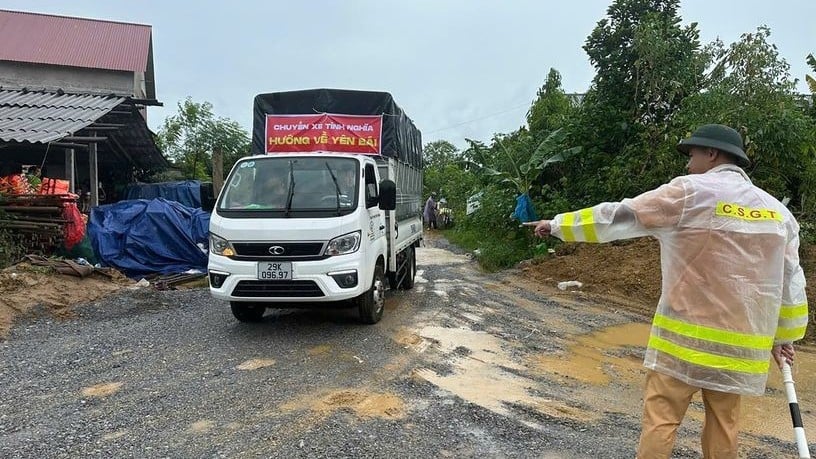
[[0, 263, 132, 338], [522, 237, 816, 344]]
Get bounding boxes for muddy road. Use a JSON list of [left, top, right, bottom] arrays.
[[1, 236, 814, 458]]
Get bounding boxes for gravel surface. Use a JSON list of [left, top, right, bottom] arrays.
[[0, 235, 800, 458]]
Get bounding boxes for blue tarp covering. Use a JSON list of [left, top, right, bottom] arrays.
[[89, 198, 210, 278], [512, 193, 538, 223], [124, 180, 202, 209]]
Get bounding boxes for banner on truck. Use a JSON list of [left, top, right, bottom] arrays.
[[265, 113, 383, 154]]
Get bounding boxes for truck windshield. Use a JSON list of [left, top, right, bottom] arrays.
[[218, 157, 359, 216]]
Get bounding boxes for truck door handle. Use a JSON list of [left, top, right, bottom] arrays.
[[379, 225, 385, 230]]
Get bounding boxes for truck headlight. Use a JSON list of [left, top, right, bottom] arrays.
[[325, 231, 361, 256], [210, 233, 235, 257]]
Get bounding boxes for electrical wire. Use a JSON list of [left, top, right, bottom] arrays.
[[425, 102, 530, 134]]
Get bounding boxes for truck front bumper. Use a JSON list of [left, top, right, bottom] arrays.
[[208, 252, 368, 304]]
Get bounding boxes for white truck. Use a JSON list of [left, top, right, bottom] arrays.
[[207, 89, 423, 324]]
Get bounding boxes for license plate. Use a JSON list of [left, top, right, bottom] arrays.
[[257, 261, 292, 280]]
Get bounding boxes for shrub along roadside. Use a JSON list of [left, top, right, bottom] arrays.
[[0, 214, 25, 269], [443, 227, 538, 272]]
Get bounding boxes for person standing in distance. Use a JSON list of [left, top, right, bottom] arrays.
[[529, 124, 808, 458], [424, 192, 438, 230]]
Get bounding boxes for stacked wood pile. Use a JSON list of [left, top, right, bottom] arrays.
[[0, 194, 77, 253]]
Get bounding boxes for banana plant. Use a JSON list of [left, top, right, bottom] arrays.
[[481, 128, 581, 195]]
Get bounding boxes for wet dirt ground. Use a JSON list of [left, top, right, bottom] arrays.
[[0, 234, 814, 458]]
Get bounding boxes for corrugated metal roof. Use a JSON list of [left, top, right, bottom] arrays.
[[0, 10, 151, 72], [0, 89, 124, 143]]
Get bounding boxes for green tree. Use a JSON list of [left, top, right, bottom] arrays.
[[422, 140, 478, 218], [573, 0, 705, 199], [156, 98, 250, 181], [526, 68, 574, 135], [478, 129, 580, 196], [423, 140, 459, 171], [806, 53, 816, 118], [677, 27, 816, 215]]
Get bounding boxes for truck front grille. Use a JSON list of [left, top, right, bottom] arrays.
[[231, 280, 324, 298], [231, 242, 326, 261]]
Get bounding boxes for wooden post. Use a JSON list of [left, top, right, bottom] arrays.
[[65, 148, 75, 193], [212, 147, 224, 197], [89, 140, 99, 207]]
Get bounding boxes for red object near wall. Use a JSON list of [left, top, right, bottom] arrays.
[[62, 202, 86, 250], [0, 174, 32, 194], [39, 178, 70, 195]]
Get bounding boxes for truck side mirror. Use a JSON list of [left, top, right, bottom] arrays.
[[378, 179, 396, 210]]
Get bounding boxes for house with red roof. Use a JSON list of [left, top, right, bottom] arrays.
[[0, 9, 167, 207]]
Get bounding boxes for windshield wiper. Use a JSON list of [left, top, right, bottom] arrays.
[[325, 162, 341, 216], [285, 160, 296, 217]]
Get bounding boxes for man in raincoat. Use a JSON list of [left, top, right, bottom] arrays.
[[424, 192, 438, 230], [530, 124, 808, 458]]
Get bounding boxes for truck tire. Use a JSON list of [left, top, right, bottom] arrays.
[[401, 245, 416, 290], [358, 265, 385, 324], [230, 301, 266, 322], [388, 246, 416, 290]]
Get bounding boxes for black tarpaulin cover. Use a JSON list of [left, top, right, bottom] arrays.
[[252, 88, 423, 167]]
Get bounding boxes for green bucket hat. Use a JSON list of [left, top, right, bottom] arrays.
[[677, 124, 749, 168]]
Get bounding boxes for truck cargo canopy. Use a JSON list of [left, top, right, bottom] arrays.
[[253, 89, 422, 168]]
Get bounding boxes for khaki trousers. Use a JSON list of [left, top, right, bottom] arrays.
[[636, 370, 741, 459]]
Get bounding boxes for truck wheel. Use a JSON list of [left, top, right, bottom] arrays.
[[358, 265, 385, 324], [401, 246, 416, 290], [230, 302, 266, 322], [388, 246, 416, 290]]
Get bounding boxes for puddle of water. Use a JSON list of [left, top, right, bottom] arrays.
[[414, 325, 597, 424], [188, 420, 214, 433], [458, 311, 484, 323], [236, 358, 276, 370], [532, 322, 816, 443], [415, 269, 429, 284], [531, 323, 649, 385], [81, 382, 123, 398], [281, 389, 405, 420], [101, 430, 127, 441], [483, 282, 584, 335], [395, 328, 425, 348], [307, 345, 331, 356], [415, 362, 523, 415], [736, 359, 816, 440], [418, 326, 523, 370], [416, 248, 470, 266]]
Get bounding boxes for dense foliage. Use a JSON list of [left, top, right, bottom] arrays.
[[154, 98, 251, 182], [433, 0, 816, 270], [0, 210, 25, 268]]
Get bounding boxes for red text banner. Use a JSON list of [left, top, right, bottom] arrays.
[[265, 113, 383, 154]]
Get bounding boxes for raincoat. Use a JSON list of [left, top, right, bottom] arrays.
[[424, 196, 437, 224], [550, 164, 808, 395]]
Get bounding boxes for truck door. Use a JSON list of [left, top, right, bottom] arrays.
[[363, 162, 386, 242]]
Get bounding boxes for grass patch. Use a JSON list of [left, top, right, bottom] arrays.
[[446, 227, 534, 272]]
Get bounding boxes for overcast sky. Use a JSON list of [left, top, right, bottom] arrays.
[[3, 1, 814, 149]]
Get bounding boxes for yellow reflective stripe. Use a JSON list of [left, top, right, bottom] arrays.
[[578, 208, 598, 242], [648, 335, 770, 374], [653, 314, 773, 350], [779, 303, 808, 320], [775, 325, 807, 341], [561, 212, 576, 241]]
